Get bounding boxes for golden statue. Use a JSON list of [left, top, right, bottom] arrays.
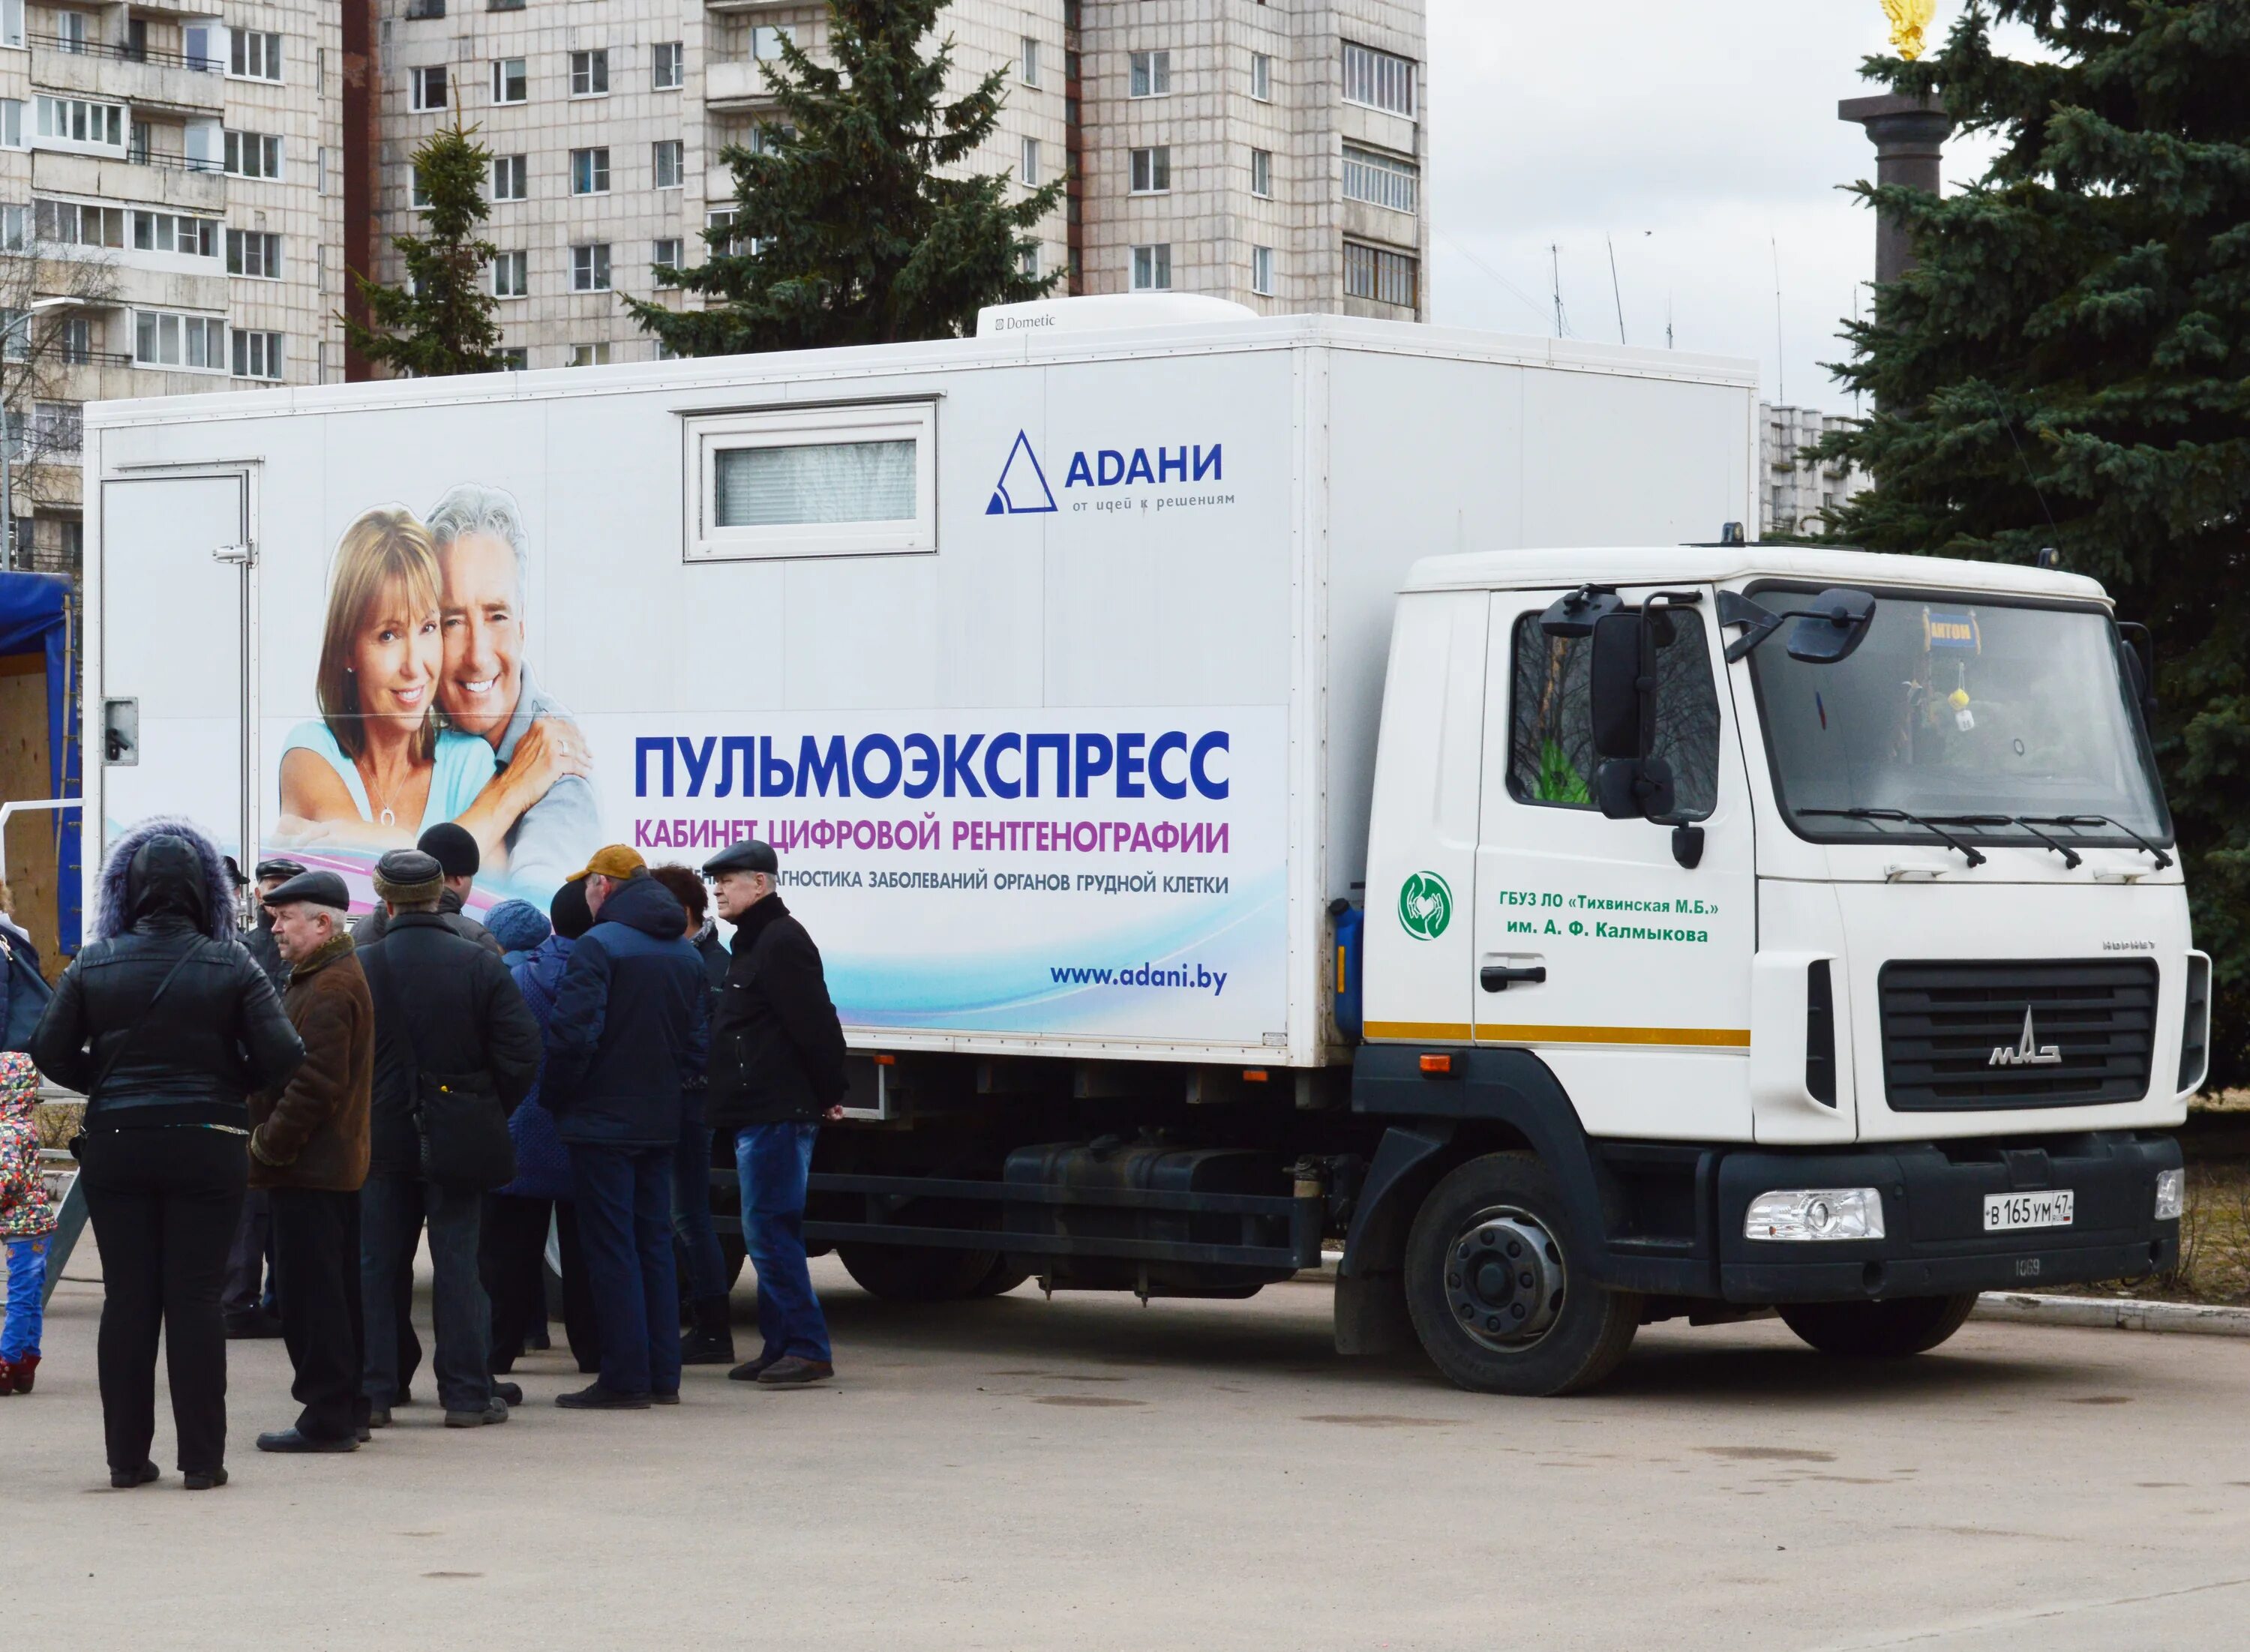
[[1882, 0, 1939, 60]]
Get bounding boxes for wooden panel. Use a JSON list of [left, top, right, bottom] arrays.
[[0, 658, 60, 975]]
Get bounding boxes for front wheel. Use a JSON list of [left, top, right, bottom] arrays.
[[837, 1243, 1000, 1303], [1778, 1294, 1978, 1359], [1404, 1152, 1641, 1396]]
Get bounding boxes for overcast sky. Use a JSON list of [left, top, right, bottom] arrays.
[[1425, 2, 2020, 415]]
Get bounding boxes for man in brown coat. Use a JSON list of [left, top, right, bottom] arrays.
[[248, 871, 376, 1456]]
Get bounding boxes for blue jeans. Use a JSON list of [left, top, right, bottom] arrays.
[[736, 1122, 829, 1364], [359, 1176, 490, 1415], [671, 1117, 729, 1303], [2, 1235, 47, 1360], [570, 1144, 681, 1398]]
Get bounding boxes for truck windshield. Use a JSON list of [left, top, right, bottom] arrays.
[[1748, 591, 2170, 854]]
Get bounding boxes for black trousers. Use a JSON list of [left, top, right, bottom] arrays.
[[221, 1187, 274, 1318], [78, 1126, 247, 1476], [482, 1193, 601, 1374], [269, 1186, 368, 1443]]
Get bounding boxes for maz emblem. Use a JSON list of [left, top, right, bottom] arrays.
[[1990, 1008, 2063, 1068]]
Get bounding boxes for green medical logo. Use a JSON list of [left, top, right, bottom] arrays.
[[1398, 871, 1453, 941]]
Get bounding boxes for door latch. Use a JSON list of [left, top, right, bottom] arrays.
[[1480, 965, 1547, 993], [212, 543, 254, 564]]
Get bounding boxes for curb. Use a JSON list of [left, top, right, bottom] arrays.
[[1972, 1292, 2250, 1338]]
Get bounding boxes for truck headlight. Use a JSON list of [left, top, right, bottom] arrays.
[[1745, 1187, 1886, 1242], [2156, 1168, 2185, 1221]]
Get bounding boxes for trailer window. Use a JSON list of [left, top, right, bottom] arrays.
[[1506, 609, 1720, 819], [686, 402, 938, 561]]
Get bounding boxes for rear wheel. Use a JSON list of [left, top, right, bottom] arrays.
[[1778, 1294, 1978, 1359], [1403, 1151, 1641, 1396], [968, 1256, 1034, 1298], [837, 1243, 1000, 1303]]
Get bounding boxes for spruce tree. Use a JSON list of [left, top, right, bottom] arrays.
[[1819, 1, 2250, 1083], [628, 0, 1064, 355], [344, 119, 506, 376]]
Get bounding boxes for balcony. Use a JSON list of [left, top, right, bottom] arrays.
[[704, 58, 784, 112], [30, 35, 226, 113], [32, 148, 227, 211], [704, 0, 796, 11]]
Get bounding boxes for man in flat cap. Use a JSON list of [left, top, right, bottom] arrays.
[[355, 822, 504, 958], [543, 845, 706, 1410], [704, 840, 849, 1388], [248, 871, 376, 1454], [356, 849, 542, 1430], [223, 856, 309, 1341]]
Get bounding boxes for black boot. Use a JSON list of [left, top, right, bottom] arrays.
[[680, 1296, 736, 1366]]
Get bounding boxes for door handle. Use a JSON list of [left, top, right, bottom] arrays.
[[1480, 965, 1546, 993]]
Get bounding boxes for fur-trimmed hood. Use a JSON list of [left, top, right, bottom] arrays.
[[93, 817, 238, 943]]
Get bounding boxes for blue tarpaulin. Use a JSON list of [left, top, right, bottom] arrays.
[[0, 570, 80, 952]]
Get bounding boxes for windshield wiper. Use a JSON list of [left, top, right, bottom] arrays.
[[2029, 814, 2174, 871], [1918, 813, 2085, 870], [1799, 807, 1988, 868]]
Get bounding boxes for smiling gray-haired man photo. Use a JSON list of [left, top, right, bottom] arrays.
[[427, 483, 601, 891]]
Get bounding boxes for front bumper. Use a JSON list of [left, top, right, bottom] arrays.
[[1716, 1132, 2182, 1303]]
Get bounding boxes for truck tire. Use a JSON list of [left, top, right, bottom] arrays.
[[1778, 1293, 1978, 1359], [969, 1256, 1034, 1298], [838, 1243, 1001, 1303], [1404, 1151, 1641, 1396]]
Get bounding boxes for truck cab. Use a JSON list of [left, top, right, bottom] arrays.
[[1351, 545, 2199, 1392]]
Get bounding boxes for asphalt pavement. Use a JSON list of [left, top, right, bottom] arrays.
[[14, 1243, 2250, 1651]]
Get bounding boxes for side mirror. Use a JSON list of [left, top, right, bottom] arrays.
[[1588, 610, 1652, 760], [2116, 622, 2158, 718], [1596, 755, 1676, 822], [1784, 588, 1877, 664]]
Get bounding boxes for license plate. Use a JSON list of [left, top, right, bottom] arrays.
[[1984, 1190, 2074, 1232]]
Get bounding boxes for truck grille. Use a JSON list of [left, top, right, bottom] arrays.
[[1878, 959, 2159, 1112]]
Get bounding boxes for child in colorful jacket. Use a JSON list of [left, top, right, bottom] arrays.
[[0, 1051, 54, 1393]]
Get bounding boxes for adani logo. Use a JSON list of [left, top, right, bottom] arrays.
[[988, 430, 1058, 514]]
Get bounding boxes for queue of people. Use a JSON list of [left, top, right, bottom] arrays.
[[4, 812, 852, 1489]]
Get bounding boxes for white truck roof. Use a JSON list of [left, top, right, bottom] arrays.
[[1402, 544, 2109, 604]]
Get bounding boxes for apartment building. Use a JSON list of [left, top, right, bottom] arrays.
[[1760, 401, 1868, 540], [367, 0, 1426, 371], [0, 0, 341, 571]]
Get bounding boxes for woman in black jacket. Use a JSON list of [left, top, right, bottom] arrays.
[[30, 818, 303, 1489]]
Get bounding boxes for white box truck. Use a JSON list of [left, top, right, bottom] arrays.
[[81, 299, 2198, 1393]]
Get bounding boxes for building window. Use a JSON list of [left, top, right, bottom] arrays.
[[491, 154, 527, 200], [1021, 37, 1040, 86], [1252, 244, 1274, 295], [490, 58, 526, 103], [1019, 136, 1040, 187], [499, 346, 528, 369], [1130, 244, 1171, 291], [34, 95, 125, 148], [1250, 148, 1272, 199], [706, 207, 746, 256], [404, 0, 445, 16], [0, 205, 25, 250], [224, 130, 282, 178], [652, 139, 683, 190], [131, 209, 218, 255], [410, 66, 447, 112], [1129, 146, 1170, 194], [1342, 42, 1416, 118], [0, 101, 22, 150], [1129, 49, 1170, 98], [491, 250, 527, 296], [232, 330, 283, 380], [687, 402, 937, 562], [226, 229, 282, 277], [652, 41, 683, 90], [568, 342, 610, 367], [569, 49, 609, 97], [571, 243, 611, 292], [34, 199, 125, 247], [1018, 244, 1040, 278], [1250, 52, 1272, 102], [133, 310, 225, 370], [229, 30, 282, 81], [0, 0, 22, 51], [1342, 145, 1418, 214], [1344, 240, 1418, 307], [58, 315, 91, 361], [30, 401, 82, 454], [410, 165, 432, 210], [652, 236, 683, 272], [750, 24, 792, 59], [569, 147, 610, 195]]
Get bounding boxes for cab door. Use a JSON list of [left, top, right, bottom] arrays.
[[1471, 586, 1756, 1141]]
